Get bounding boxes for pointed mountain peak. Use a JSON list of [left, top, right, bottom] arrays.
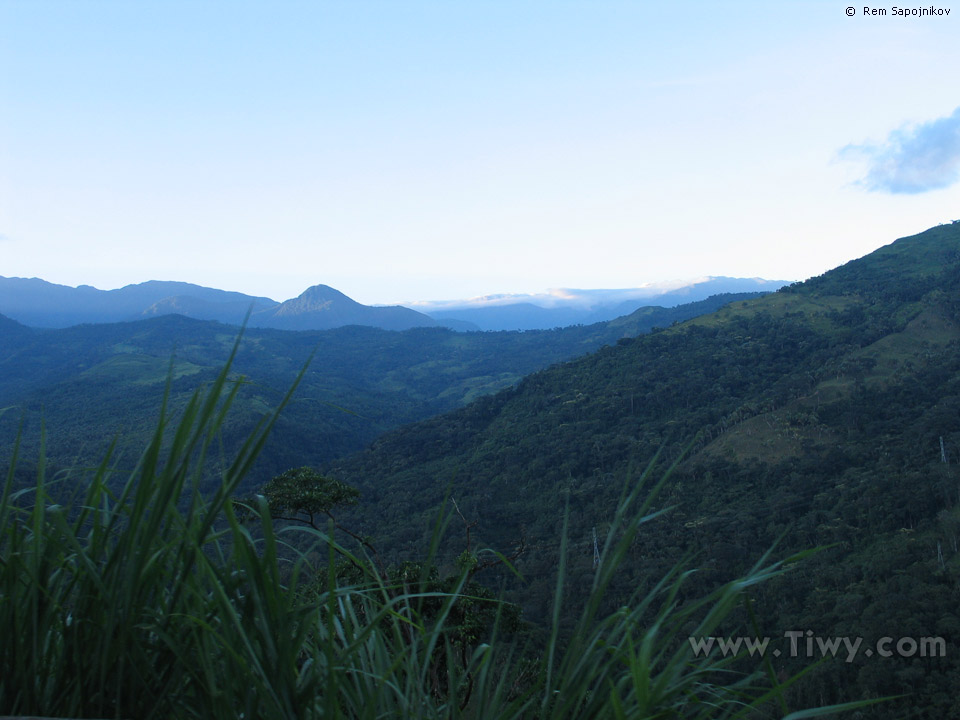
[[255, 283, 437, 331], [275, 284, 362, 316], [296, 284, 355, 302]]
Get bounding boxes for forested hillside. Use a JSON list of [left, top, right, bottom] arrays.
[[0, 293, 757, 491], [329, 222, 960, 718]]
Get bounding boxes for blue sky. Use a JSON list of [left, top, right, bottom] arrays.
[[1, 1, 958, 304]]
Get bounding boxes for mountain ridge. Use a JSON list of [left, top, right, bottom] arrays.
[[0, 277, 277, 328], [324, 221, 960, 717], [0, 275, 788, 332]]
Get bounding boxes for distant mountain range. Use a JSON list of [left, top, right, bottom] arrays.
[[0, 275, 789, 332], [418, 277, 791, 330], [0, 278, 456, 332], [0, 278, 275, 328]]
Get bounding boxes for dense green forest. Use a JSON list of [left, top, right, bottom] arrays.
[[2, 353, 871, 718], [0, 292, 759, 492], [2, 302, 861, 720], [325, 222, 960, 718], [5, 222, 960, 716]]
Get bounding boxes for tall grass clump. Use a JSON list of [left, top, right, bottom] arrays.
[[0, 344, 311, 718], [1, 346, 878, 718]]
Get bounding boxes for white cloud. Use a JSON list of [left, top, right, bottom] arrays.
[[406, 280, 716, 311], [841, 106, 960, 194]]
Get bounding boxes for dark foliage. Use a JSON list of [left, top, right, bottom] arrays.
[[328, 223, 960, 718]]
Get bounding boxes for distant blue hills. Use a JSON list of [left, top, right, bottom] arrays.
[[0, 275, 789, 332], [0, 278, 450, 332], [419, 277, 790, 330]]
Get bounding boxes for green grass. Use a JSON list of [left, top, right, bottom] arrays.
[[684, 293, 857, 336], [80, 353, 205, 385], [0, 343, 883, 718], [689, 303, 960, 466]]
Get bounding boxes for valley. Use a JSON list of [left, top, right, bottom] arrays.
[[0, 291, 759, 491], [3, 223, 960, 717]]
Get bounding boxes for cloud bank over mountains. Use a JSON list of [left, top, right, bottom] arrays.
[[842, 105, 960, 194], [410, 278, 790, 331], [409, 279, 743, 313]]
